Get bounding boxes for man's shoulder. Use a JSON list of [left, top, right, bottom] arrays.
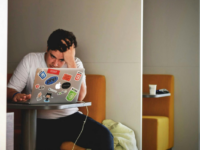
[[23, 52, 45, 60], [75, 57, 82, 63], [25, 52, 44, 57], [75, 57, 84, 68]]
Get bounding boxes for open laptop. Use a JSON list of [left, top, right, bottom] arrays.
[[17, 68, 84, 104]]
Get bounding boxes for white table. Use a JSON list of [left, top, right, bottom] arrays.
[[143, 93, 171, 98], [7, 102, 91, 150]]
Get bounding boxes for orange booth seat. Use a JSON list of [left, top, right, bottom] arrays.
[[7, 74, 106, 150], [142, 75, 174, 150]]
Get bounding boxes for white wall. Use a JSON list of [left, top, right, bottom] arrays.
[[0, 0, 7, 150], [8, 0, 143, 149], [143, 0, 199, 150], [199, 1, 200, 149]]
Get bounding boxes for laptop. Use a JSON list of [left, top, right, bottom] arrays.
[[18, 68, 84, 104]]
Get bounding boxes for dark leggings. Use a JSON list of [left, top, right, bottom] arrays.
[[36, 112, 114, 150]]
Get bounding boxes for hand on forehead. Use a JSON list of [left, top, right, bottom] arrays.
[[61, 39, 74, 48]]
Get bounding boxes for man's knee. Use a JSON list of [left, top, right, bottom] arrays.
[[99, 125, 114, 142]]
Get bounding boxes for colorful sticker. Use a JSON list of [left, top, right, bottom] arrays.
[[66, 87, 78, 101], [45, 76, 58, 85], [74, 71, 83, 81], [35, 84, 40, 89], [47, 69, 60, 75], [38, 71, 47, 80], [62, 74, 72, 82], [43, 93, 53, 103], [57, 90, 67, 95], [62, 82, 71, 89], [36, 92, 42, 101], [48, 88, 57, 93], [55, 82, 61, 89], [38, 85, 45, 90]]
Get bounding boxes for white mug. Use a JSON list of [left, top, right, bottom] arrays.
[[149, 84, 157, 95]]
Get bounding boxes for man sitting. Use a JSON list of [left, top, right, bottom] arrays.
[[7, 29, 114, 150]]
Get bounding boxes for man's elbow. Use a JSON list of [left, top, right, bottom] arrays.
[[78, 88, 87, 101]]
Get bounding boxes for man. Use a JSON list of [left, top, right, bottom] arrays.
[[7, 29, 114, 150]]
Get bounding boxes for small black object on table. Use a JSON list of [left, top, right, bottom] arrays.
[[143, 93, 171, 98]]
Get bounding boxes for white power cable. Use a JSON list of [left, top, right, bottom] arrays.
[[72, 101, 89, 150]]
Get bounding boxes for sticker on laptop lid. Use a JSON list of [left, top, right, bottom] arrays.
[[66, 87, 78, 101], [62, 82, 71, 89], [38, 71, 47, 80], [36, 92, 42, 101], [35, 84, 40, 89], [45, 76, 58, 85], [74, 71, 83, 81], [62, 74, 72, 82], [47, 69, 60, 75], [55, 82, 61, 89], [57, 90, 67, 95], [38, 85, 45, 90], [43, 93, 53, 103], [48, 88, 57, 93]]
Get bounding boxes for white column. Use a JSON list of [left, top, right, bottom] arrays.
[[0, 0, 8, 150]]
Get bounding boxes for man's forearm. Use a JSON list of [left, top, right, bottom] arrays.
[[78, 81, 87, 101], [67, 61, 77, 68], [7, 88, 19, 102]]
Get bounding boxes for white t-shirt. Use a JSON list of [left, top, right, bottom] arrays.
[[8, 52, 86, 119]]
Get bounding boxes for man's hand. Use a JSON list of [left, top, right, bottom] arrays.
[[13, 93, 31, 102], [61, 39, 77, 68], [64, 44, 76, 68]]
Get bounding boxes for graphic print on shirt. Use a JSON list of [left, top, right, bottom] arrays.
[[62, 82, 71, 89], [62, 74, 72, 82], [57, 90, 67, 95], [38, 71, 47, 80], [47, 69, 60, 75], [66, 87, 78, 101], [36, 92, 43, 101], [45, 76, 58, 85], [74, 71, 83, 81]]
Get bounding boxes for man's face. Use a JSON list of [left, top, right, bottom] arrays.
[[45, 50, 65, 68]]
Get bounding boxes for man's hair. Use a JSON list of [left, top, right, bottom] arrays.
[[47, 29, 77, 52]]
